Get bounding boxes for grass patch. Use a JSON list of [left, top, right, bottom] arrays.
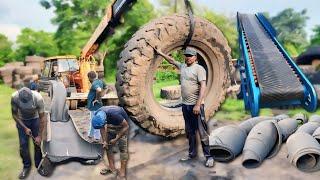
[[213, 98, 273, 121], [213, 97, 320, 121], [287, 107, 320, 118], [0, 84, 20, 180], [153, 80, 180, 101]]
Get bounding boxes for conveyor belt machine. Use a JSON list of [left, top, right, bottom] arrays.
[[237, 13, 317, 116]]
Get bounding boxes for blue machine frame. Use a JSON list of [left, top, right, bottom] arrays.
[[237, 13, 317, 117]]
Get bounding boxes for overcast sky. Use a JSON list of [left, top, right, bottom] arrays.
[[0, 0, 319, 42]]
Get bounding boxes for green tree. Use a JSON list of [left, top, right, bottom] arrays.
[[0, 34, 14, 67], [270, 8, 309, 56], [158, 0, 186, 14], [157, 1, 238, 58], [15, 28, 58, 60], [41, 0, 155, 81], [103, 0, 155, 80], [202, 9, 238, 58], [310, 25, 320, 46], [40, 0, 111, 55]]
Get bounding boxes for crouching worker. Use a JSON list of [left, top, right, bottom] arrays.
[[11, 87, 46, 179], [91, 106, 130, 179]]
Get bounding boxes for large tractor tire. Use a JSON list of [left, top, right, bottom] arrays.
[[116, 14, 232, 137]]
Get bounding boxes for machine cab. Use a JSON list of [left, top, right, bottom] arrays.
[[39, 56, 81, 92]]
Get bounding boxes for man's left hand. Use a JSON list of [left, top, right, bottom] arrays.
[[92, 99, 101, 106], [193, 105, 201, 115], [34, 136, 41, 146]]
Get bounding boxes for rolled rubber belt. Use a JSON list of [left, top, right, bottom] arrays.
[[239, 14, 304, 103]]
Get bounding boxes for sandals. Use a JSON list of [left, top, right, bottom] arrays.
[[100, 167, 118, 176]]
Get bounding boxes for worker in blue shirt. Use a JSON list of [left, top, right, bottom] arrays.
[[87, 71, 104, 141]]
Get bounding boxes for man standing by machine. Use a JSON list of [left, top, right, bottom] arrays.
[[91, 105, 130, 179], [155, 47, 215, 167], [11, 87, 46, 179], [87, 71, 104, 141]]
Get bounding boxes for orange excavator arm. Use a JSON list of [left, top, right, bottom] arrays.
[[79, 0, 136, 92]]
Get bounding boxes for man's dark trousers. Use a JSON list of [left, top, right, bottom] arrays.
[[17, 118, 42, 168], [182, 104, 210, 159]]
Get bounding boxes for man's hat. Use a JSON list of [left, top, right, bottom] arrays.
[[18, 87, 34, 107], [92, 110, 107, 129], [183, 47, 197, 56]]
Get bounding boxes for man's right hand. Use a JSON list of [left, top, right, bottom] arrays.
[[153, 47, 180, 69], [34, 136, 41, 146], [24, 128, 32, 136], [102, 141, 108, 149]]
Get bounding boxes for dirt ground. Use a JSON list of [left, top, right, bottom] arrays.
[[25, 115, 320, 180]]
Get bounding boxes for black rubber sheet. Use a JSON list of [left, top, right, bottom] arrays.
[[43, 120, 103, 163], [43, 80, 103, 163]]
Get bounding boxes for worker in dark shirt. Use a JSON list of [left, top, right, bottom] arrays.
[[11, 87, 46, 179], [92, 106, 130, 179], [87, 71, 104, 140]]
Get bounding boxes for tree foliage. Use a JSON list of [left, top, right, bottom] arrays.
[[270, 8, 309, 56], [310, 25, 320, 46], [202, 10, 238, 58], [14, 28, 58, 60], [158, 0, 186, 14], [40, 0, 111, 55], [1, 1, 312, 76], [104, 0, 155, 77], [0, 34, 14, 67], [41, 0, 155, 81]]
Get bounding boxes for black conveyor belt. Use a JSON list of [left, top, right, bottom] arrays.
[[240, 14, 304, 103]]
